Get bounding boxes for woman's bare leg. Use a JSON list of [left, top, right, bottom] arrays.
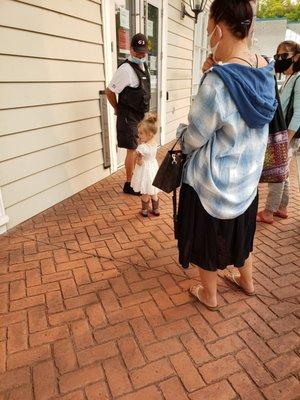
[[194, 267, 218, 308], [236, 254, 255, 294]]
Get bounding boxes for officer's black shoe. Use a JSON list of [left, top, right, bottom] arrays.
[[123, 182, 141, 196]]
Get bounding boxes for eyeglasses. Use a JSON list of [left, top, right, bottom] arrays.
[[274, 52, 294, 61]]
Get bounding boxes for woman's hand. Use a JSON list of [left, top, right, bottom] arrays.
[[136, 152, 144, 166], [202, 54, 215, 73]]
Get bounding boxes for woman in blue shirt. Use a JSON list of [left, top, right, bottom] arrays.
[[176, 0, 277, 310], [257, 40, 300, 224]]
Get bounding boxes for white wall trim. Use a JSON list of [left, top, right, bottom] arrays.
[[0, 189, 9, 234], [101, 0, 118, 173], [160, 0, 168, 145]]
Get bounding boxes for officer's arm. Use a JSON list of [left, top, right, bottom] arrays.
[[105, 88, 118, 112]]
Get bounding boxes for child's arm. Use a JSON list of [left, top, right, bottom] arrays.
[[136, 151, 144, 166]]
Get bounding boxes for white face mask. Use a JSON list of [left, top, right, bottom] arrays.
[[208, 25, 222, 59], [129, 55, 146, 65]]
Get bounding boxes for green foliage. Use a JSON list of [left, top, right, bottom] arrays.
[[257, 0, 300, 22]]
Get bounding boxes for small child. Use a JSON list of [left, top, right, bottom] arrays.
[[131, 114, 160, 217]]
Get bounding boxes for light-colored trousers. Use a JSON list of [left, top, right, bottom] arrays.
[[266, 138, 300, 212]]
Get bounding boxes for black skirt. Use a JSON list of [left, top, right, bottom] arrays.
[[177, 183, 259, 271]]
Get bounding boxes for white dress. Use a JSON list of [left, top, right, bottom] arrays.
[[131, 143, 160, 195]]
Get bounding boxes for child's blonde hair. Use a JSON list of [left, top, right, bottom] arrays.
[[138, 113, 158, 141]]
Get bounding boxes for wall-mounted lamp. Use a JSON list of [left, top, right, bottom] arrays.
[[181, 0, 209, 23]]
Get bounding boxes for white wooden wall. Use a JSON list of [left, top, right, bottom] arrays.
[[0, 0, 108, 229], [165, 0, 194, 143], [165, 0, 211, 143]]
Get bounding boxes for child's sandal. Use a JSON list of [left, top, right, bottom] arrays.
[[140, 200, 150, 217], [151, 199, 160, 216]]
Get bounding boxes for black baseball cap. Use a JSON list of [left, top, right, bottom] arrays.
[[131, 33, 149, 53]]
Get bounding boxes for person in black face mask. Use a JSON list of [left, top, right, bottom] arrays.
[[274, 44, 300, 74], [257, 40, 300, 224]]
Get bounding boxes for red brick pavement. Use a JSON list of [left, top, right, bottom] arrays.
[[0, 145, 299, 400]]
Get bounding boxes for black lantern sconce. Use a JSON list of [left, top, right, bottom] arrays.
[[181, 0, 209, 23]]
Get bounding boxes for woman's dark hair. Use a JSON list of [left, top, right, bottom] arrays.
[[210, 0, 254, 39], [277, 40, 300, 55]]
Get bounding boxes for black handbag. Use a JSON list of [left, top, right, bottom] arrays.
[[153, 135, 186, 237], [285, 76, 300, 139], [152, 136, 186, 194]]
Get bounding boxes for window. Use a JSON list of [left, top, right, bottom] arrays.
[[192, 12, 209, 97], [115, 0, 136, 66]]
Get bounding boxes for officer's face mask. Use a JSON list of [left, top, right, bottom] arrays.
[[129, 54, 147, 65]]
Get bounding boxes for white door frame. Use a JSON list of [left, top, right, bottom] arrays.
[[146, 0, 162, 143], [101, 0, 118, 174], [160, 0, 168, 145], [0, 189, 9, 234], [102, 0, 167, 170]]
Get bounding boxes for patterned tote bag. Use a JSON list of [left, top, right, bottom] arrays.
[[260, 81, 289, 183]]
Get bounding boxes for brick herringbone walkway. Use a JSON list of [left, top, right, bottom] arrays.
[[0, 144, 299, 400]]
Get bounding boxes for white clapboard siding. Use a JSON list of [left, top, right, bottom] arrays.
[[167, 97, 190, 113], [16, 0, 102, 23], [0, 118, 101, 162], [167, 57, 193, 70], [6, 166, 110, 229], [167, 79, 192, 91], [0, 100, 100, 135], [0, 0, 107, 229], [0, 1, 102, 43], [168, 69, 193, 80], [168, 19, 194, 41], [2, 151, 103, 208], [166, 106, 190, 123], [168, 2, 194, 30], [0, 82, 105, 109], [166, 1, 194, 139], [165, 117, 188, 144], [0, 27, 103, 62], [168, 32, 194, 50], [165, 115, 188, 135], [167, 44, 193, 61], [0, 135, 102, 186], [0, 56, 104, 82], [167, 88, 191, 102]]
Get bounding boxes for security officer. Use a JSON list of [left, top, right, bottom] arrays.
[[106, 33, 151, 195]]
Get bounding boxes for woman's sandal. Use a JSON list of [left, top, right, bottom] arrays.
[[223, 271, 255, 296], [274, 210, 288, 219], [256, 211, 274, 224], [189, 284, 219, 311]]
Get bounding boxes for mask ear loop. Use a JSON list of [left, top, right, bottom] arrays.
[[210, 25, 222, 62]]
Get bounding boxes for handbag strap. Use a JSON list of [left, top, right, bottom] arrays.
[[172, 189, 177, 220], [170, 133, 184, 151], [286, 75, 300, 127]]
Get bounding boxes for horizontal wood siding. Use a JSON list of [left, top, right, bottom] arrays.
[[0, 0, 106, 228], [166, 0, 194, 143]]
